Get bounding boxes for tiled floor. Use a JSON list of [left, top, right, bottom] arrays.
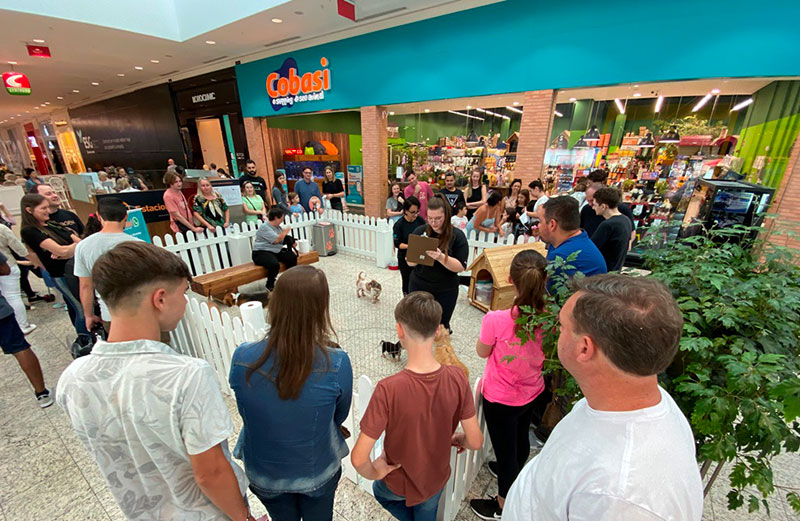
[[1, 252, 798, 520]]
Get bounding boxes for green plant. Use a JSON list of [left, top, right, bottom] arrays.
[[641, 225, 800, 514], [654, 179, 669, 196], [654, 115, 729, 140], [622, 179, 636, 192]]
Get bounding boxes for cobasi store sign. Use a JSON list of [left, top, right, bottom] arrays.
[[266, 57, 331, 112]]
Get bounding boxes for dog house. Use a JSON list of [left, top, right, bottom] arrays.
[[468, 241, 548, 312]]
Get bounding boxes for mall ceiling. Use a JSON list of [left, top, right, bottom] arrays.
[[0, 0, 501, 125]]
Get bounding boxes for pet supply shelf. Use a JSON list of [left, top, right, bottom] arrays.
[[283, 154, 340, 161]]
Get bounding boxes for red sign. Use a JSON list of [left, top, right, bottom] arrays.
[[284, 148, 304, 155], [3, 71, 31, 95], [27, 45, 51, 58], [337, 0, 355, 21]]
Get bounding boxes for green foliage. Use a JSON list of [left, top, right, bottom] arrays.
[[642, 225, 800, 514], [654, 114, 729, 140]]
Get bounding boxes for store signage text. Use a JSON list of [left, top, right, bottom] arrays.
[[192, 92, 216, 103], [3, 72, 31, 95], [266, 57, 331, 112]]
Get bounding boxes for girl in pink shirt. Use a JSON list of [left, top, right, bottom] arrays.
[[470, 249, 548, 520]]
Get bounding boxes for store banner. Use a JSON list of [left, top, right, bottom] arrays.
[[124, 208, 151, 243], [3, 72, 31, 95], [345, 165, 363, 205], [97, 190, 170, 223]]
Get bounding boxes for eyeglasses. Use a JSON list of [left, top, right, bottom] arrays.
[[407, 209, 419, 215], [428, 216, 445, 223]]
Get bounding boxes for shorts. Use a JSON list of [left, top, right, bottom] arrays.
[[0, 313, 30, 355]]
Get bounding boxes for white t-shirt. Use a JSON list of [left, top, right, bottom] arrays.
[[504, 387, 703, 521], [73, 232, 141, 321], [451, 215, 468, 231], [533, 194, 550, 212], [56, 339, 247, 520]]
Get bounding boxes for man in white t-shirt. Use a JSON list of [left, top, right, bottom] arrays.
[[74, 197, 141, 333], [57, 242, 254, 521], [504, 274, 703, 521]]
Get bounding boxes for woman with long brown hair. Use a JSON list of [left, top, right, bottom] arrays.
[[229, 265, 352, 521], [19, 193, 88, 339], [469, 249, 549, 519], [406, 194, 469, 331]]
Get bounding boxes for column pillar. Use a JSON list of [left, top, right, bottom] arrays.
[[361, 106, 389, 218], [766, 132, 800, 252], [243, 117, 277, 200], [514, 90, 556, 186]]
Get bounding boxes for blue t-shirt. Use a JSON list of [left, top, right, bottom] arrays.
[[546, 230, 607, 292], [294, 179, 323, 212]]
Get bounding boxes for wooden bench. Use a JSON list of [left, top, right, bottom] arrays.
[[190, 250, 319, 298]]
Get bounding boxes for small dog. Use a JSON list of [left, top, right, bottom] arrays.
[[381, 340, 402, 360], [221, 289, 271, 308], [356, 271, 382, 303], [434, 328, 469, 381]]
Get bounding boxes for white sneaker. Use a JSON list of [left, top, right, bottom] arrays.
[[53, 302, 65, 309], [36, 389, 54, 408], [21, 324, 37, 335]]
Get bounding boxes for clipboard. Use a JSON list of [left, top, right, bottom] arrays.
[[407, 234, 440, 266]]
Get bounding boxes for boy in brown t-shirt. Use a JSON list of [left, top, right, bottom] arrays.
[[351, 292, 484, 521]]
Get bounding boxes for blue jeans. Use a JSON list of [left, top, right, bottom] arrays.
[[52, 276, 89, 337], [250, 467, 341, 521], [373, 479, 443, 521]]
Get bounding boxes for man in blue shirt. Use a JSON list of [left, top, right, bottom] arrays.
[[294, 167, 325, 215], [537, 196, 607, 293]]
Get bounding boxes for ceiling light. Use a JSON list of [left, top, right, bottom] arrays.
[[150, 59, 160, 63], [513, 101, 520, 106], [16, 114, 21, 116], [614, 98, 625, 114], [505, 105, 523, 114], [56, 96, 63, 100], [475, 108, 486, 113], [34, 107, 39, 109], [660, 125, 681, 143], [205, 40, 216, 45], [134, 66, 143, 70], [9, 117, 13, 119], [117, 73, 125, 77], [573, 135, 590, 149], [584, 126, 601, 143], [32, 39, 45, 43], [7, 61, 17, 65], [44, 101, 50, 104], [554, 110, 564, 117], [711, 88, 720, 94], [448, 110, 484, 121], [633, 93, 641, 97], [424, 109, 430, 113], [72, 89, 80, 93], [655, 95, 664, 113], [91, 82, 99, 85], [569, 97, 577, 102], [637, 132, 655, 148], [271, 18, 283, 23], [692, 93, 712, 112], [466, 105, 472, 109], [730, 98, 754, 112]]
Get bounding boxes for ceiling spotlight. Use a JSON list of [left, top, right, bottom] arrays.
[[692, 93, 713, 112], [72, 89, 80, 93], [7, 61, 17, 65], [633, 93, 641, 97], [205, 40, 216, 45], [91, 82, 99, 85], [614, 98, 625, 114], [44, 101, 50, 104], [57, 96, 63, 100], [271, 18, 283, 23], [730, 98, 754, 112], [150, 59, 160, 64], [424, 109, 430, 113], [505, 105, 523, 114], [32, 39, 45, 43], [711, 88, 720, 94], [554, 110, 564, 117], [117, 73, 125, 77], [466, 105, 472, 109], [584, 126, 601, 143], [637, 132, 655, 148], [660, 125, 681, 143], [134, 66, 143, 70], [634, 84, 639, 88], [34, 107, 39, 109], [573, 135, 590, 149], [512, 101, 520, 106], [569, 97, 577, 102], [389, 111, 395, 115], [655, 95, 664, 113]]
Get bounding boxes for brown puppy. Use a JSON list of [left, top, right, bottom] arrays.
[[356, 271, 382, 303], [433, 328, 469, 381]]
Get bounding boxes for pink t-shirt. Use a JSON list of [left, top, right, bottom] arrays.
[[404, 182, 435, 220], [163, 188, 192, 234], [480, 307, 545, 406]]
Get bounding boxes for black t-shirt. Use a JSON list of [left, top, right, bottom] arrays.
[[465, 185, 483, 220], [409, 225, 469, 292], [591, 214, 633, 272], [322, 179, 345, 211], [438, 187, 466, 209], [49, 208, 84, 236], [581, 202, 634, 237], [393, 216, 425, 259], [20, 225, 74, 277], [239, 173, 268, 200]]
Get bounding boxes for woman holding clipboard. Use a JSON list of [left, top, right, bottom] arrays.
[[407, 194, 469, 332]]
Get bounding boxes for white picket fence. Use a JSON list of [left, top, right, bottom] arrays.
[[153, 209, 541, 277]]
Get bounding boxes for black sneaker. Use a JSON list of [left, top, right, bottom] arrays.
[[28, 293, 46, 303], [487, 460, 498, 478], [470, 496, 502, 520], [35, 389, 54, 408]]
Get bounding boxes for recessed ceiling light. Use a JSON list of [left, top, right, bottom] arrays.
[[633, 93, 641, 97], [569, 97, 577, 102], [32, 39, 45, 43], [72, 89, 80, 93], [44, 101, 50, 104], [424, 109, 430, 113], [7, 61, 17, 65], [512, 101, 520, 106], [117, 73, 125, 77], [634, 84, 639, 88], [91, 82, 100, 86], [389, 111, 395, 115], [16, 114, 21, 116], [150, 59, 160, 63], [9, 117, 13, 120], [711, 88, 720, 94], [25, 111, 30, 113], [134, 66, 143, 70], [34, 107, 39, 109], [271, 18, 283, 23], [466, 105, 472, 109], [205, 40, 216, 45], [56, 96, 63, 100]]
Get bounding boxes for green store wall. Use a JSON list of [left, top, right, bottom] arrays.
[[735, 80, 800, 188]]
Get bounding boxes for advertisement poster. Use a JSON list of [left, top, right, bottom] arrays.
[[124, 208, 151, 243], [345, 165, 363, 205], [97, 191, 170, 223], [214, 182, 243, 206]]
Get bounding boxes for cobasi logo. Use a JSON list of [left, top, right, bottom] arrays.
[[266, 57, 331, 112]]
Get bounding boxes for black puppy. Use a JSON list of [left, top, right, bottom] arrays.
[[381, 340, 402, 360]]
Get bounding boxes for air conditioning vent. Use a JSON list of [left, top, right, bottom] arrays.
[[202, 55, 228, 64], [264, 36, 301, 48], [161, 70, 180, 77]]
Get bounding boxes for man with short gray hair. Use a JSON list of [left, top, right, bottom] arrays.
[[504, 274, 703, 521]]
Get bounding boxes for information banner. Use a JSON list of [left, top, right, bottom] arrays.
[[345, 165, 363, 205], [97, 190, 169, 223], [214, 182, 243, 206], [124, 208, 151, 243]]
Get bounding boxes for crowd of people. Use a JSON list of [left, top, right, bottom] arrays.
[[0, 162, 703, 521]]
